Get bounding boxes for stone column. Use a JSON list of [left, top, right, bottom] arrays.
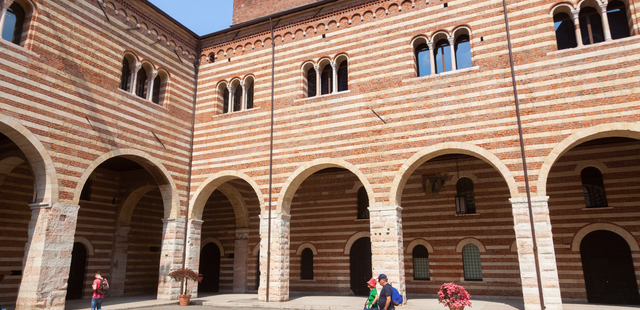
[[369, 205, 405, 303], [0, 0, 15, 36], [16, 203, 80, 310], [258, 213, 290, 302], [511, 197, 562, 310], [129, 65, 140, 94], [572, 10, 584, 47], [599, 4, 612, 41], [157, 218, 186, 300], [184, 219, 203, 297], [233, 228, 250, 293], [427, 41, 436, 76], [228, 85, 236, 112], [146, 71, 158, 101], [331, 62, 338, 94], [240, 81, 248, 110], [315, 65, 321, 96], [448, 36, 457, 71], [108, 225, 131, 297]]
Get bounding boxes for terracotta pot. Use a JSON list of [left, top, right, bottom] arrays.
[[179, 295, 191, 306], [448, 306, 464, 310]]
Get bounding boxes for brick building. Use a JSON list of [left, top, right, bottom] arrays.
[[0, 0, 639, 309]]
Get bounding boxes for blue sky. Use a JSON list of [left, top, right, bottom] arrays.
[[149, 0, 234, 36]]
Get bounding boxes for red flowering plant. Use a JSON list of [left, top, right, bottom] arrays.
[[167, 268, 203, 296], [437, 283, 472, 308]]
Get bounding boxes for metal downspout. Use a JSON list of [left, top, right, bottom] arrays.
[[266, 17, 276, 303]]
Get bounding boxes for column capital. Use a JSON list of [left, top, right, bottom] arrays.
[[598, 2, 607, 13], [509, 196, 550, 205], [149, 70, 159, 79], [447, 35, 456, 45], [236, 228, 251, 240], [115, 225, 132, 236], [228, 84, 236, 92], [314, 64, 320, 71], [571, 9, 580, 20], [427, 41, 434, 50], [162, 217, 186, 224]]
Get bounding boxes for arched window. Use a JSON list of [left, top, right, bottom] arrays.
[[337, 60, 348, 92], [2, 2, 25, 45], [462, 244, 482, 281], [120, 58, 131, 91], [415, 43, 431, 77], [412, 245, 430, 280], [222, 88, 230, 114], [456, 177, 476, 215], [581, 167, 608, 208], [152, 75, 161, 104], [607, 1, 630, 40], [300, 248, 314, 280], [554, 12, 578, 50], [357, 186, 369, 219], [246, 80, 254, 109], [321, 65, 332, 95], [136, 67, 148, 98], [208, 53, 215, 63], [579, 7, 605, 45], [434, 39, 452, 74], [233, 85, 242, 112], [454, 34, 472, 70], [152, 70, 168, 105], [307, 67, 317, 98]]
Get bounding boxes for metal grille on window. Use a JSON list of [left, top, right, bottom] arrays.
[[456, 177, 476, 214], [413, 245, 430, 280], [300, 248, 314, 280], [337, 61, 348, 92], [462, 244, 482, 281], [581, 167, 608, 208], [357, 186, 369, 219]]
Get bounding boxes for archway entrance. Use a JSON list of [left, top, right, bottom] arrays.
[[199, 243, 221, 293], [581, 230, 640, 304], [349, 237, 372, 296], [67, 242, 87, 300]]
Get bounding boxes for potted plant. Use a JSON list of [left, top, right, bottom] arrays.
[[167, 268, 203, 306], [437, 283, 472, 310]]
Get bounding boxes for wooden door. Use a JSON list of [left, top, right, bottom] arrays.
[[198, 243, 221, 293], [350, 237, 372, 296]]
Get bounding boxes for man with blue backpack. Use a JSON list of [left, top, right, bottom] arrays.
[[377, 274, 403, 310]]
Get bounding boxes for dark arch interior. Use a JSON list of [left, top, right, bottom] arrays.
[[67, 242, 88, 300], [199, 242, 221, 293], [349, 237, 372, 296]]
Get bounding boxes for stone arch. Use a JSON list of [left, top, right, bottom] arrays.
[[201, 238, 225, 256], [0, 156, 26, 188], [296, 243, 318, 255], [448, 171, 480, 187], [73, 149, 178, 218], [537, 123, 640, 196], [343, 231, 370, 254], [456, 238, 487, 253], [406, 239, 434, 254], [74, 237, 95, 255], [574, 160, 609, 174], [571, 223, 639, 251], [116, 185, 157, 226], [215, 183, 250, 228], [550, 2, 576, 15], [0, 114, 58, 204], [276, 158, 375, 215], [390, 142, 520, 206], [190, 171, 265, 221], [411, 35, 430, 49]]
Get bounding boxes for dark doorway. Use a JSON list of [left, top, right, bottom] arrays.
[[255, 251, 260, 291], [581, 230, 640, 305], [67, 242, 87, 300], [199, 243, 221, 293], [349, 237, 372, 296]]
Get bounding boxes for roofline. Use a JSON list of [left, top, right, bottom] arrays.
[[199, 0, 342, 40], [139, 0, 199, 38]]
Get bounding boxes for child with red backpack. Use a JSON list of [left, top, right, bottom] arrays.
[[91, 272, 109, 310]]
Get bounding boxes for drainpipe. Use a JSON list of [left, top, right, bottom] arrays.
[[181, 41, 202, 294], [500, 0, 546, 309], [266, 17, 276, 303]]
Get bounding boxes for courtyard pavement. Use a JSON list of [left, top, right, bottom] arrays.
[[61, 293, 640, 310]]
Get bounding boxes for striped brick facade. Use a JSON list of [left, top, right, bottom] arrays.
[[1, 0, 640, 309]]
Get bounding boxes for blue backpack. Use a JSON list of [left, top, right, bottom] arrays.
[[391, 285, 403, 306]]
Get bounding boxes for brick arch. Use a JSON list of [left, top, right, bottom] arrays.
[[73, 237, 95, 256], [116, 185, 157, 226], [276, 158, 375, 215], [571, 223, 640, 251], [73, 149, 179, 218], [456, 238, 487, 253], [296, 243, 318, 255], [0, 114, 58, 204], [389, 142, 520, 206], [201, 238, 226, 256], [536, 123, 640, 196], [406, 239, 434, 254], [343, 231, 370, 254], [190, 171, 265, 221]]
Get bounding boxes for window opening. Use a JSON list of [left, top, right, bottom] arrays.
[[581, 167, 608, 208], [246, 81, 254, 109], [454, 34, 472, 70], [307, 67, 317, 97], [607, 1, 631, 40], [579, 7, 605, 45], [223, 88, 230, 113], [136, 67, 148, 98], [2, 2, 25, 45], [300, 248, 314, 280], [415, 43, 431, 77], [434, 39, 452, 74], [456, 177, 476, 215], [357, 186, 369, 219], [152, 75, 161, 104], [554, 13, 578, 50], [413, 245, 430, 280], [337, 60, 348, 92], [321, 65, 332, 95], [120, 58, 131, 91], [233, 85, 242, 112], [462, 244, 482, 281]]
